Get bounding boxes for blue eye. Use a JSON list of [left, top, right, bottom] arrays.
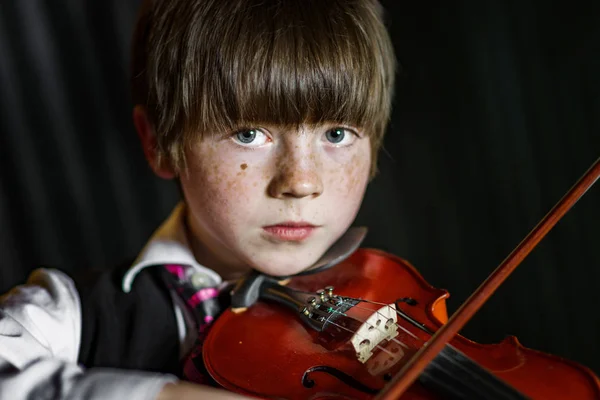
[[236, 129, 258, 143], [325, 128, 345, 143], [232, 128, 269, 146]]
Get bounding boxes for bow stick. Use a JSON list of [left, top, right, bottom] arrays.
[[377, 157, 600, 399]]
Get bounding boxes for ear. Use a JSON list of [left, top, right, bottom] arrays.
[[133, 105, 176, 179]]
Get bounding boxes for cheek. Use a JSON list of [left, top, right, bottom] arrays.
[[345, 151, 371, 194], [319, 145, 370, 227], [182, 148, 263, 225], [327, 146, 371, 198]]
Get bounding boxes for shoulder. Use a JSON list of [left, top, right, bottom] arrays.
[[72, 258, 169, 307], [1, 260, 185, 374], [72, 260, 184, 374]]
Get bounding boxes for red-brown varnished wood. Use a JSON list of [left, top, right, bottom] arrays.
[[202, 248, 600, 400]]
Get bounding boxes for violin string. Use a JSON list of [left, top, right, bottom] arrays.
[[324, 318, 398, 358], [305, 290, 447, 352], [298, 291, 523, 397], [338, 296, 446, 348], [332, 301, 421, 359], [295, 289, 423, 344], [351, 298, 431, 332], [327, 299, 487, 397], [332, 298, 450, 356], [333, 297, 507, 397], [322, 314, 487, 397], [356, 299, 464, 352], [334, 297, 422, 342], [302, 290, 470, 361], [337, 297, 470, 356], [333, 298, 434, 360], [317, 297, 418, 357], [310, 298, 411, 357], [343, 310, 412, 352], [322, 303, 411, 351], [323, 299, 481, 391]]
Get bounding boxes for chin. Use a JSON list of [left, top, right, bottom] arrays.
[[240, 230, 343, 277], [249, 252, 323, 278]]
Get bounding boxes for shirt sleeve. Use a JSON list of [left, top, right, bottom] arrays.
[[0, 268, 178, 400]]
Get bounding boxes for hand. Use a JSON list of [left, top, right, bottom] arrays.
[[156, 381, 255, 400]]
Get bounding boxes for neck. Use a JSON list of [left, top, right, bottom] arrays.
[[183, 210, 250, 281]]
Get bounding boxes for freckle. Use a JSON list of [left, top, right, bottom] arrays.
[[240, 163, 248, 170]]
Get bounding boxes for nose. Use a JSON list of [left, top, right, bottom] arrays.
[[268, 156, 324, 199]]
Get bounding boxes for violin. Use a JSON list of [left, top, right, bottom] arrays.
[[200, 158, 600, 399]]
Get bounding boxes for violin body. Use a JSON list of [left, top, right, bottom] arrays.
[[202, 248, 600, 399]]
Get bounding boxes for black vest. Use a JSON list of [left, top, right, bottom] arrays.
[[73, 261, 182, 377]]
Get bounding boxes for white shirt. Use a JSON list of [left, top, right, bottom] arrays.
[[0, 203, 222, 400]]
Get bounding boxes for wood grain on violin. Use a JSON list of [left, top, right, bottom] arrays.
[[202, 249, 599, 399]]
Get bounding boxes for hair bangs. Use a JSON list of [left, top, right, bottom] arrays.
[[134, 0, 396, 175], [183, 0, 393, 139]]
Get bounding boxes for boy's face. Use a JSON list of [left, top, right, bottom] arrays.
[[178, 123, 370, 279]]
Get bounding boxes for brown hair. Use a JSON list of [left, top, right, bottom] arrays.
[[131, 0, 397, 177]]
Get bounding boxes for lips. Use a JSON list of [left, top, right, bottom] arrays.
[[262, 221, 318, 241]]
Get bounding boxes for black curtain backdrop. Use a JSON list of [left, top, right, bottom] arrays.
[[1, 0, 599, 375]]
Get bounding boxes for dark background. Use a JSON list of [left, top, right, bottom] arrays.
[[1, 0, 598, 375]]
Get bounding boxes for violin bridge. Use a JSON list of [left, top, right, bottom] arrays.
[[351, 304, 398, 363]]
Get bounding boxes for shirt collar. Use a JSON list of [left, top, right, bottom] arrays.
[[121, 202, 223, 293]]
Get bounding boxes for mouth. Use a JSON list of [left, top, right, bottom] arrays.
[[262, 221, 319, 241]]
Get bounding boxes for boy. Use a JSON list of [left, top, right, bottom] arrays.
[[0, 0, 396, 399]]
